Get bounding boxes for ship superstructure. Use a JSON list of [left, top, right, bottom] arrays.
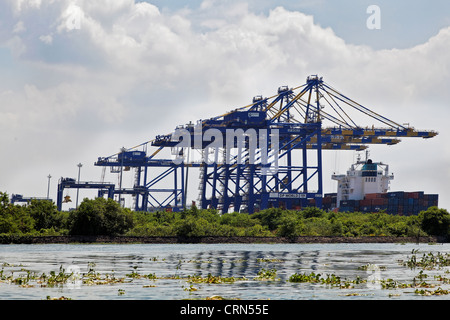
[[323, 152, 438, 215], [332, 152, 393, 207]]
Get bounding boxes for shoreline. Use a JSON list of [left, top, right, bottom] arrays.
[[0, 235, 447, 244]]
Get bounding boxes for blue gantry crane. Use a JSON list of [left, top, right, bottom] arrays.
[[94, 75, 437, 213], [11, 194, 52, 204], [56, 177, 116, 211], [94, 150, 186, 211]]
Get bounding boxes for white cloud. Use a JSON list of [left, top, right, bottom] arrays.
[[8, 0, 42, 14], [0, 1, 448, 209], [39, 34, 53, 44], [13, 21, 26, 33]]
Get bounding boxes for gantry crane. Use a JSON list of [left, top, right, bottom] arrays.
[[94, 75, 437, 213], [56, 177, 116, 211]]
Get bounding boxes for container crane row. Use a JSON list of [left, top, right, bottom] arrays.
[[88, 75, 437, 214]]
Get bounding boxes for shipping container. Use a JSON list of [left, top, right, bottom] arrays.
[[388, 191, 405, 198], [324, 193, 337, 197], [360, 199, 372, 206], [372, 198, 388, 206], [224, 110, 266, 127], [318, 191, 436, 215], [340, 200, 357, 206], [365, 193, 383, 199], [388, 198, 399, 205], [117, 151, 146, 162]]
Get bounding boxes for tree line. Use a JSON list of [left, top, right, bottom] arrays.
[[1, 192, 449, 238]]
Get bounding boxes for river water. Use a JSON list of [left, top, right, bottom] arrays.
[[1, 242, 450, 300]]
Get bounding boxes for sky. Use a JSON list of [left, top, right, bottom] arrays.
[[0, 0, 449, 211]]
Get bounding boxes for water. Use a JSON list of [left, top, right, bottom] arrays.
[[1, 242, 450, 300]]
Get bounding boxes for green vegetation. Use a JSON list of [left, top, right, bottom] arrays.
[[68, 197, 133, 236], [289, 271, 365, 288], [254, 268, 279, 281], [0, 191, 449, 238], [401, 249, 450, 270]]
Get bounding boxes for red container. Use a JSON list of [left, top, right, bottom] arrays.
[[372, 198, 388, 205]]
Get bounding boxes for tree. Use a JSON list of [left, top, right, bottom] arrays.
[[0, 192, 9, 210], [419, 207, 450, 236], [301, 207, 326, 219], [276, 215, 303, 238], [68, 198, 134, 236], [175, 216, 210, 237], [28, 200, 61, 231], [0, 192, 35, 234], [253, 208, 285, 231]]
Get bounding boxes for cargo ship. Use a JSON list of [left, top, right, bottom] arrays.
[[321, 153, 438, 215]]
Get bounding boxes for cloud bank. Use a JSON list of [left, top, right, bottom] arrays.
[[0, 0, 448, 209]]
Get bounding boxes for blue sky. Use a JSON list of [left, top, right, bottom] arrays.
[[147, 0, 450, 49], [0, 0, 448, 210]]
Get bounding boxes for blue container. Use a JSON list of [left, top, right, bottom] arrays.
[[118, 151, 146, 161], [388, 191, 405, 198], [388, 198, 399, 205], [224, 111, 266, 126], [340, 200, 356, 207]]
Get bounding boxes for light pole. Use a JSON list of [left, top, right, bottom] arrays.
[[47, 174, 52, 200], [119, 147, 125, 207], [76, 163, 82, 208]]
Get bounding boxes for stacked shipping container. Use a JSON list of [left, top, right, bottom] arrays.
[[320, 192, 438, 215]]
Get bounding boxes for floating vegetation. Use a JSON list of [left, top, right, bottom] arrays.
[[415, 287, 450, 296], [357, 264, 386, 271], [0, 263, 128, 288], [288, 272, 365, 289], [288, 272, 322, 283], [254, 268, 278, 281], [402, 250, 450, 270], [183, 284, 198, 292], [46, 296, 72, 300], [186, 259, 213, 264], [126, 266, 140, 279], [257, 258, 285, 263], [149, 256, 165, 262], [42, 266, 73, 287], [205, 295, 226, 300], [342, 292, 374, 297], [186, 273, 246, 284], [2, 248, 450, 300], [434, 274, 450, 284]]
